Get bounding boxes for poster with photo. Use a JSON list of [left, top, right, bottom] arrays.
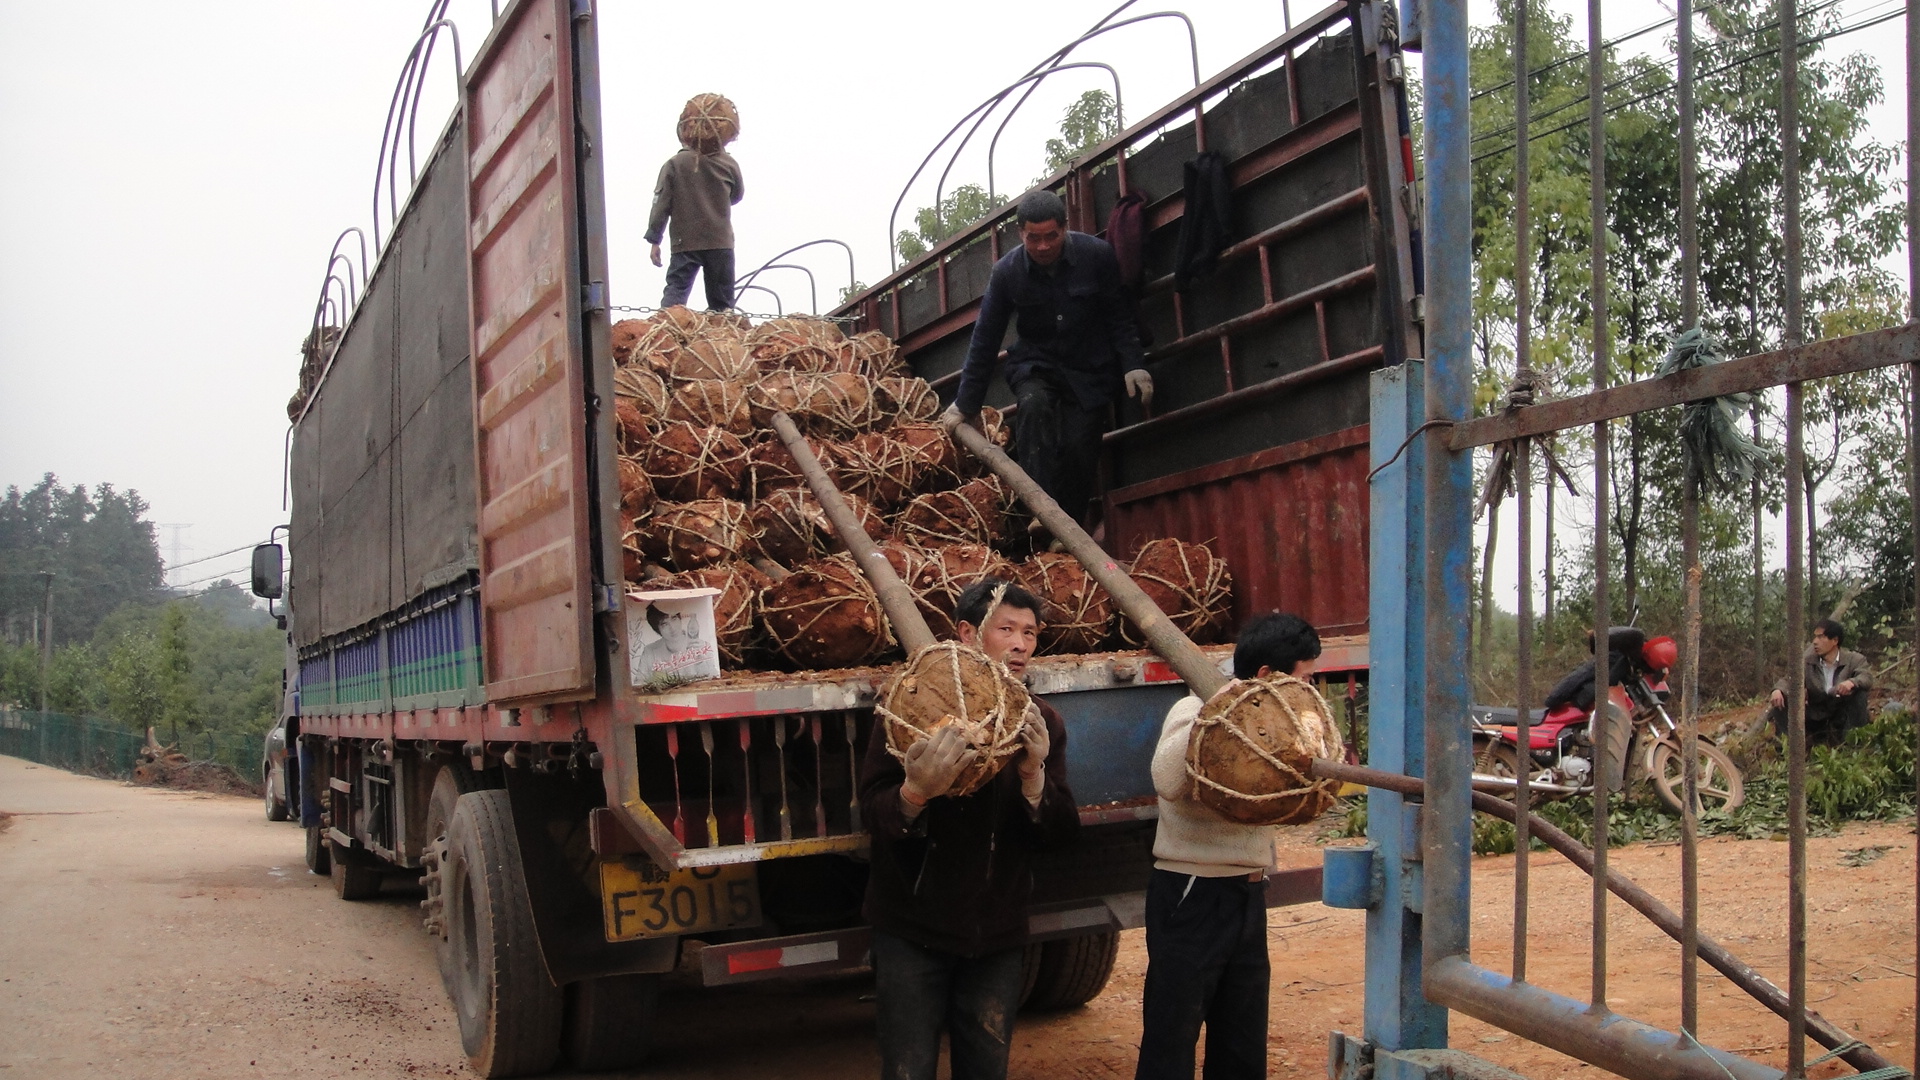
[[626, 587, 722, 685]]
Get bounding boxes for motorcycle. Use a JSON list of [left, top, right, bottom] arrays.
[[1470, 628, 1746, 816]]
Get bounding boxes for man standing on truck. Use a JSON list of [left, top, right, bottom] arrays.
[[941, 190, 1152, 541], [646, 94, 745, 311], [860, 579, 1079, 1080], [1133, 612, 1321, 1080]]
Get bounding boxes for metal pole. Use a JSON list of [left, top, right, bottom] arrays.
[[37, 571, 53, 714], [1511, 0, 1534, 985], [1421, 0, 1476, 975], [1587, 0, 1613, 1011], [1676, 0, 1703, 1039], [1780, 0, 1808, 1074], [1906, 0, 1920, 1059]]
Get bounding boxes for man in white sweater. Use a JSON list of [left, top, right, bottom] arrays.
[[1134, 613, 1322, 1080]]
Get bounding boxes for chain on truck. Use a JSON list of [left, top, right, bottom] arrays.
[[253, 0, 1420, 1074]]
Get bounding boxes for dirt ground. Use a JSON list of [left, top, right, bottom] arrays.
[[1, 753, 1913, 1079]]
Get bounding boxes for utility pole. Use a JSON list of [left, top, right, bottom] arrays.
[[37, 570, 53, 714]]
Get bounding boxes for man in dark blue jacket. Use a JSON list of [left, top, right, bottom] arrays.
[[940, 191, 1151, 538]]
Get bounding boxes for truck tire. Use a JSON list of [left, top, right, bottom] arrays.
[[1022, 930, 1119, 1011], [441, 789, 563, 1078], [331, 841, 383, 901], [305, 823, 331, 876], [563, 973, 662, 1071], [422, 764, 484, 939]]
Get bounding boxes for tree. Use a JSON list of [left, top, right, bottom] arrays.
[[157, 605, 198, 742], [895, 184, 996, 262], [1041, 89, 1119, 177], [0, 475, 163, 646]]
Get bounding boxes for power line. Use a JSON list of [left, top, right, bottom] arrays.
[[163, 541, 260, 572], [172, 564, 253, 591]]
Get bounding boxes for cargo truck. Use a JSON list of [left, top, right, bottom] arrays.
[[258, 0, 1418, 1074]]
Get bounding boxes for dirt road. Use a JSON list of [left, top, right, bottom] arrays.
[[2, 753, 1914, 1078]]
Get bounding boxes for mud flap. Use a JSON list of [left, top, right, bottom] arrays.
[[502, 767, 678, 985]]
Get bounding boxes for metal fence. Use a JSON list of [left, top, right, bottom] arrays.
[[1322, 1, 1919, 1079], [0, 709, 261, 782]]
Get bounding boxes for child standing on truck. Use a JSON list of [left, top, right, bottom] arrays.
[[1134, 612, 1321, 1080], [646, 93, 744, 311]]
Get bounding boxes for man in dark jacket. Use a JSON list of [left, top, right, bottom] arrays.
[[860, 579, 1078, 1080], [940, 190, 1151, 538], [1767, 618, 1873, 743]]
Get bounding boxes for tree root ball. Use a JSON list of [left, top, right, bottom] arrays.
[[900, 476, 1007, 547], [834, 431, 925, 509], [873, 377, 939, 422], [889, 423, 962, 487], [617, 456, 656, 520], [910, 543, 1017, 639], [662, 561, 769, 668], [877, 641, 1030, 797], [616, 400, 654, 455], [671, 336, 756, 383], [1017, 552, 1115, 654], [745, 318, 843, 373], [750, 487, 885, 567], [1186, 675, 1345, 825], [666, 378, 752, 434], [758, 553, 892, 669], [654, 499, 757, 571], [614, 365, 671, 419], [742, 435, 834, 502], [1119, 538, 1233, 646], [845, 331, 907, 379], [746, 370, 812, 427], [644, 421, 748, 501]]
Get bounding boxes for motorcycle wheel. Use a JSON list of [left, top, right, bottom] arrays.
[[1650, 738, 1745, 815], [1470, 737, 1526, 800]]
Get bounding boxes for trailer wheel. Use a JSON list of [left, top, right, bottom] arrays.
[[1021, 930, 1119, 1011], [304, 823, 331, 876], [441, 789, 563, 1078], [331, 841, 383, 901], [563, 973, 662, 1070]]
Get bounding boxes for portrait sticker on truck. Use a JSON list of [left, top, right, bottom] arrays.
[[600, 858, 762, 941]]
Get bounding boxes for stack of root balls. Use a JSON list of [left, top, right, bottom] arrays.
[[613, 307, 1236, 674]]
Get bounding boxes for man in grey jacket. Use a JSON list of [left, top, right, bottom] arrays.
[[645, 116, 745, 310], [1134, 613, 1320, 1080], [1767, 618, 1873, 744]]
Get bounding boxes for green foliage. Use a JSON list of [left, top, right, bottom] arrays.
[[1041, 90, 1119, 177], [895, 184, 996, 262], [0, 474, 164, 646]]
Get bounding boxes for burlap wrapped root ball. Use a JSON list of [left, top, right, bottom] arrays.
[[678, 93, 740, 152], [1018, 552, 1115, 654], [889, 422, 963, 487], [645, 420, 748, 501], [671, 336, 756, 383], [745, 370, 811, 427], [617, 456, 656, 521], [877, 641, 1032, 797], [663, 562, 769, 668], [1119, 538, 1233, 646], [900, 475, 1008, 547], [654, 499, 758, 572], [615, 365, 671, 418], [835, 431, 925, 509], [666, 378, 752, 435], [750, 486, 885, 567], [744, 318, 843, 374], [838, 330, 906, 379], [909, 544, 1018, 639], [802, 372, 880, 437], [741, 434, 834, 502], [758, 552, 892, 669], [873, 376, 939, 422], [1186, 674, 1345, 825]]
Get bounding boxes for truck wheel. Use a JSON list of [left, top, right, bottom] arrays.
[[563, 973, 662, 1070], [1022, 930, 1119, 1011], [331, 841, 383, 900], [421, 765, 483, 939], [305, 823, 332, 876], [441, 789, 563, 1078]]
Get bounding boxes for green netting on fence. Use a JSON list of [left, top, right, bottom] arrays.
[[0, 710, 260, 779]]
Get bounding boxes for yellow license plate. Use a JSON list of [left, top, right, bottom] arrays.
[[600, 858, 762, 941]]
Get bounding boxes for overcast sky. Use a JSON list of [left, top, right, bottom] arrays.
[[0, 0, 1907, 590]]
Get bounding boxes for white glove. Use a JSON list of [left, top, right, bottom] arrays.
[[938, 404, 968, 433], [1124, 369, 1154, 409], [1018, 703, 1049, 803]]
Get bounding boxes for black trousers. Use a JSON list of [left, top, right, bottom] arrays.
[[1012, 375, 1107, 527], [1767, 689, 1870, 745], [1135, 869, 1269, 1080], [871, 931, 1025, 1080], [662, 247, 735, 310]]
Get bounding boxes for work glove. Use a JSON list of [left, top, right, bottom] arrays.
[[1017, 702, 1049, 803], [1124, 369, 1154, 410], [902, 724, 972, 807], [937, 403, 968, 434]]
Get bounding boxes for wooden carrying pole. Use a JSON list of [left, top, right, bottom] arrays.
[[947, 421, 1227, 699], [769, 412, 937, 654]]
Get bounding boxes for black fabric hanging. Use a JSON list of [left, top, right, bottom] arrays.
[[1173, 151, 1232, 288]]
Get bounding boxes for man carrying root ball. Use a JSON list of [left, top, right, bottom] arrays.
[[859, 580, 1079, 1080], [1135, 612, 1322, 1080]]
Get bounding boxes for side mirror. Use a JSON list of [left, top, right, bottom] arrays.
[[251, 543, 284, 599]]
